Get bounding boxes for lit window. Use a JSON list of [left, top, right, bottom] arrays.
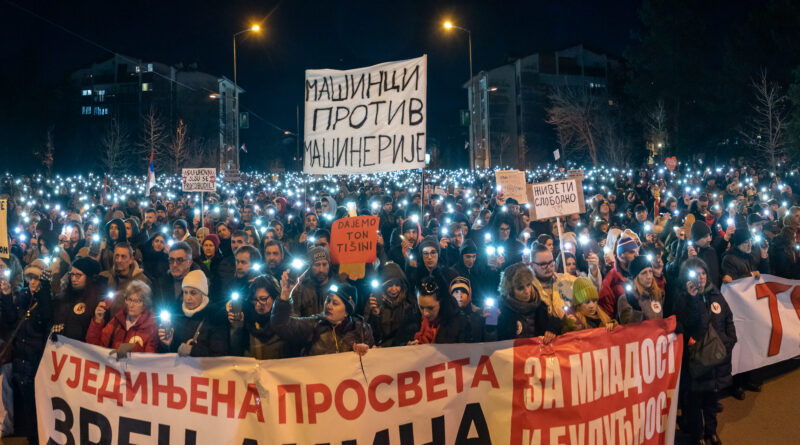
[[97, 90, 105, 96], [142, 83, 151, 92], [147, 63, 153, 72], [81, 89, 92, 96], [135, 65, 141, 73], [81, 106, 92, 115]]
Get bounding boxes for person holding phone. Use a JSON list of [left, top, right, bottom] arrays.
[[227, 275, 288, 359], [496, 263, 560, 343], [450, 276, 487, 343], [675, 258, 735, 445], [364, 262, 419, 347], [86, 280, 158, 353]]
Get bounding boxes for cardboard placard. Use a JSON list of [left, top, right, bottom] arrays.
[[182, 168, 217, 192], [330, 215, 379, 264], [495, 170, 528, 204], [527, 178, 586, 220]]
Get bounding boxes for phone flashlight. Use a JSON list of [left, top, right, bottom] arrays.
[[230, 292, 242, 313], [485, 297, 496, 308], [486, 246, 496, 256], [159, 310, 172, 330], [291, 258, 305, 271], [371, 279, 379, 290], [497, 246, 505, 256]]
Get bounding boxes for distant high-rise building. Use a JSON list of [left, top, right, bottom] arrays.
[[467, 44, 618, 169]]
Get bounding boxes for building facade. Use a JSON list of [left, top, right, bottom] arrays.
[[468, 44, 618, 169]]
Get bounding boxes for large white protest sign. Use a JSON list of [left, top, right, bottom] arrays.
[[527, 178, 586, 220], [37, 320, 681, 445], [181, 168, 216, 192], [495, 170, 528, 204], [304, 56, 427, 174], [0, 200, 8, 259], [722, 275, 800, 375]]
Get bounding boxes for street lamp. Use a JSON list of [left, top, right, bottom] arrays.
[[442, 20, 478, 168], [232, 24, 261, 175]]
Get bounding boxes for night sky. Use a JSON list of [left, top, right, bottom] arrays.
[[0, 0, 640, 170]]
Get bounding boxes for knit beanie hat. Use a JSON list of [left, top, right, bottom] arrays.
[[182, 269, 208, 296], [449, 276, 471, 300], [731, 229, 751, 247], [418, 235, 440, 255], [460, 239, 478, 256], [402, 219, 420, 235], [72, 257, 101, 277], [690, 220, 711, 241], [627, 255, 651, 280], [24, 259, 47, 279], [308, 246, 331, 265], [173, 219, 189, 231], [616, 232, 640, 255], [203, 234, 221, 250], [327, 282, 357, 316], [572, 277, 599, 306]]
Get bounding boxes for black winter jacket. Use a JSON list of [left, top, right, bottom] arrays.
[[271, 299, 374, 355]]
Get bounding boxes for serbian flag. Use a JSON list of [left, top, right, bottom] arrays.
[[145, 149, 156, 195]]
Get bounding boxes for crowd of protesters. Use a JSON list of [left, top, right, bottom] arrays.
[[1, 159, 799, 443]]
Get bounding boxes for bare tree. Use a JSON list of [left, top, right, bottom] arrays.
[[741, 69, 788, 169], [646, 99, 668, 159], [35, 125, 55, 177], [100, 117, 128, 174], [139, 105, 167, 166], [546, 86, 600, 166], [518, 134, 529, 169], [168, 119, 189, 173]]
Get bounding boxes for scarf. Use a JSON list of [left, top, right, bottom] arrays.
[[414, 316, 441, 344], [503, 293, 542, 316], [183, 295, 210, 317]]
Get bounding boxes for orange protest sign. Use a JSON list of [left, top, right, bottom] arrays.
[[330, 215, 379, 264]]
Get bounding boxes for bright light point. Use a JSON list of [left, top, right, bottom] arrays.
[[329, 284, 339, 293], [251, 24, 260, 31], [443, 21, 453, 29], [159, 311, 171, 322], [371, 279, 379, 289], [291, 258, 305, 270]]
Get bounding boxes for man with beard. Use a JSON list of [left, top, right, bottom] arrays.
[[291, 246, 334, 317], [52, 258, 105, 340], [388, 219, 420, 270], [173, 219, 201, 259], [155, 241, 207, 308], [100, 242, 151, 313], [263, 240, 287, 281], [529, 243, 570, 320], [226, 245, 263, 298]]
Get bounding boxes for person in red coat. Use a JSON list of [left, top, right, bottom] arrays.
[[86, 280, 159, 352], [599, 231, 640, 316]]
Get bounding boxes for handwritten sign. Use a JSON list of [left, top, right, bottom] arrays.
[[527, 178, 586, 220], [495, 170, 528, 204], [182, 168, 216, 192], [330, 215, 379, 264], [304, 56, 427, 174]]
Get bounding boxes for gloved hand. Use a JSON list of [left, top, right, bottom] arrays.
[[177, 342, 193, 357], [110, 342, 136, 360]]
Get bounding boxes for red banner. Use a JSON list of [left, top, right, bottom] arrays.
[[511, 317, 682, 444], [330, 215, 379, 264]]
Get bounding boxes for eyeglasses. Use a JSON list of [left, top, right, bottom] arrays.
[[533, 260, 555, 268], [422, 250, 438, 257], [499, 227, 511, 232], [254, 297, 271, 305], [125, 297, 144, 304], [68, 271, 85, 279], [168, 257, 187, 264]]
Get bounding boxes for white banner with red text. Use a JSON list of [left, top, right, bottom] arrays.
[[36, 318, 682, 445], [722, 275, 800, 375]]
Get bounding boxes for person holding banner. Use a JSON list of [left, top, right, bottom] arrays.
[[272, 277, 373, 356], [496, 263, 561, 342], [599, 230, 640, 316], [228, 275, 288, 359], [676, 257, 736, 445], [568, 277, 616, 331], [617, 255, 665, 325], [51, 257, 104, 341]]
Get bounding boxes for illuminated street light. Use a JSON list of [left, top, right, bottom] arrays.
[[442, 20, 478, 168], [231, 23, 262, 175]]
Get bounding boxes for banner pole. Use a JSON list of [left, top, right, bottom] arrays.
[[421, 166, 425, 215], [557, 216, 566, 274], [200, 192, 204, 229]]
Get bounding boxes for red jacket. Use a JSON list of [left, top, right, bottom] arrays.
[[86, 308, 159, 353], [599, 264, 628, 317]]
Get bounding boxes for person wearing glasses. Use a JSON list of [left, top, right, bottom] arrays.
[[154, 241, 208, 309], [51, 257, 105, 341], [227, 275, 288, 359], [529, 242, 570, 319], [406, 236, 455, 292], [86, 280, 158, 353]]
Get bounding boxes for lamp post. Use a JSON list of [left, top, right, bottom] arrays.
[[443, 20, 478, 168], [232, 24, 260, 175]]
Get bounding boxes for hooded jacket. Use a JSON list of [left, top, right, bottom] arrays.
[[365, 262, 420, 347], [100, 218, 128, 270], [86, 308, 159, 352], [100, 262, 152, 313]]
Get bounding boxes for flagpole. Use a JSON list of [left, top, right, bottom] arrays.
[[200, 192, 204, 229]]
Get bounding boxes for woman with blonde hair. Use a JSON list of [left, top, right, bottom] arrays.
[[570, 277, 617, 331]]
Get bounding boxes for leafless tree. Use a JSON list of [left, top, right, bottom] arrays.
[[139, 105, 167, 166], [100, 117, 128, 174], [741, 69, 788, 169], [518, 134, 529, 169], [168, 119, 189, 173], [546, 86, 599, 166], [646, 99, 668, 158], [35, 125, 55, 177]]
